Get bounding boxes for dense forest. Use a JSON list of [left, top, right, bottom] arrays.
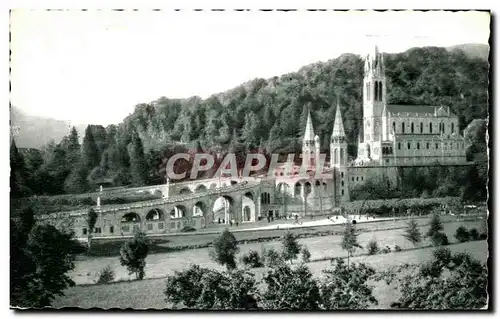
[[10, 46, 489, 200]]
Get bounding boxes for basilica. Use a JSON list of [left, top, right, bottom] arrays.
[[301, 45, 468, 204]]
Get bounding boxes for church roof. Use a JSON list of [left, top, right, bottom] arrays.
[[387, 104, 437, 114], [332, 104, 346, 137], [303, 110, 315, 141]]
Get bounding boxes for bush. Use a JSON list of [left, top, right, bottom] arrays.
[[394, 245, 402, 252], [96, 265, 115, 284], [381, 246, 391, 254], [240, 250, 263, 268], [262, 248, 284, 268], [469, 228, 480, 241], [301, 246, 311, 263], [431, 232, 449, 246], [119, 231, 149, 280], [366, 238, 379, 255], [281, 232, 301, 264], [454, 226, 470, 243], [210, 229, 239, 270], [180, 226, 196, 233]]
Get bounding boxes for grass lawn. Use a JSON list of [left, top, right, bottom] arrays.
[[68, 219, 483, 285], [87, 214, 480, 257], [52, 240, 488, 309]]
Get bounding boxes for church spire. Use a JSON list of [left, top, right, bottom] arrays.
[[303, 109, 315, 141], [331, 99, 346, 138]]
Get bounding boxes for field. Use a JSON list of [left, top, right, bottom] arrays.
[[52, 240, 487, 309], [88, 214, 479, 256]]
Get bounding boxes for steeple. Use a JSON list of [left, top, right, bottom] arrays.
[[331, 99, 346, 138], [303, 109, 315, 141]]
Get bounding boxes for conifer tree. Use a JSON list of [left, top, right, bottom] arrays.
[[82, 125, 100, 171], [129, 131, 148, 186], [341, 222, 362, 268], [403, 219, 422, 246]]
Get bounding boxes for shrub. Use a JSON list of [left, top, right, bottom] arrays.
[[262, 248, 284, 268], [180, 226, 196, 233], [381, 246, 391, 254], [119, 231, 149, 280], [209, 229, 239, 270], [469, 228, 480, 241], [281, 232, 301, 264], [431, 232, 449, 246], [240, 250, 263, 268], [96, 265, 115, 284], [394, 245, 402, 252], [301, 246, 311, 263], [366, 238, 379, 255], [454, 226, 470, 243], [320, 258, 378, 309], [261, 263, 321, 310]]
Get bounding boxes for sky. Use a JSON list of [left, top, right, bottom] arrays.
[[10, 10, 490, 125]]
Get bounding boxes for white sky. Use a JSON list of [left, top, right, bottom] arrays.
[[10, 10, 490, 125]]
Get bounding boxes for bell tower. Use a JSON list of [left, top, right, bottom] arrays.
[[363, 44, 387, 144]]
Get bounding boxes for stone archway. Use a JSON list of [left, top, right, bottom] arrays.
[[195, 184, 208, 193], [212, 195, 235, 225], [242, 191, 256, 222], [120, 212, 141, 234], [145, 208, 165, 233], [179, 187, 192, 195]]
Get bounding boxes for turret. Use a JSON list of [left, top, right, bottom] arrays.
[[330, 100, 348, 167], [302, 109, 316, 167]]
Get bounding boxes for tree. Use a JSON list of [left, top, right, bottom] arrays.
[[455, 226, 470, 243], [64, 161, 89, 194], [82, 125, 100, 171], [119, 230, 149, 280], [10, 219, 79, 307], [129, 131, 148, 186], [391, 249, 488, 309], [320, 258, 378, 309], [281, 231, 301, 264], [164, 265, 258, 309], [261, 263, 321, 310], [426, 212, 443, 238], [66, 126, 81, 165], [341, 222, 362, 268], [10, 139, 28, 198], [210, 228, 239, 270], [301, 246, 311, 263], [86, 208, 98, 250], [403, 219, 422, 246]]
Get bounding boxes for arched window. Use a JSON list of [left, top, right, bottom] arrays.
[[407, 142, 411, 149], [333, 148, 338, 165], [341, 189, 344, 196], [417, 142, 420, 149], [392, 121, 396, 133], [379, 82, 383, 100], [436, 143, 439, 149], [374, 81, 379, 101], [430, 122, 433, 133], [341, 172, 344, 178], [340, 148, 344, 164], [402, 122, 405, 134], [420, 122, 423, 133], [341, 181, 344, 187], [398, 142, 401, 149], [451, 122, 455, 134], [426, 142, 429, 149], [411, 122, 414, 133]]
